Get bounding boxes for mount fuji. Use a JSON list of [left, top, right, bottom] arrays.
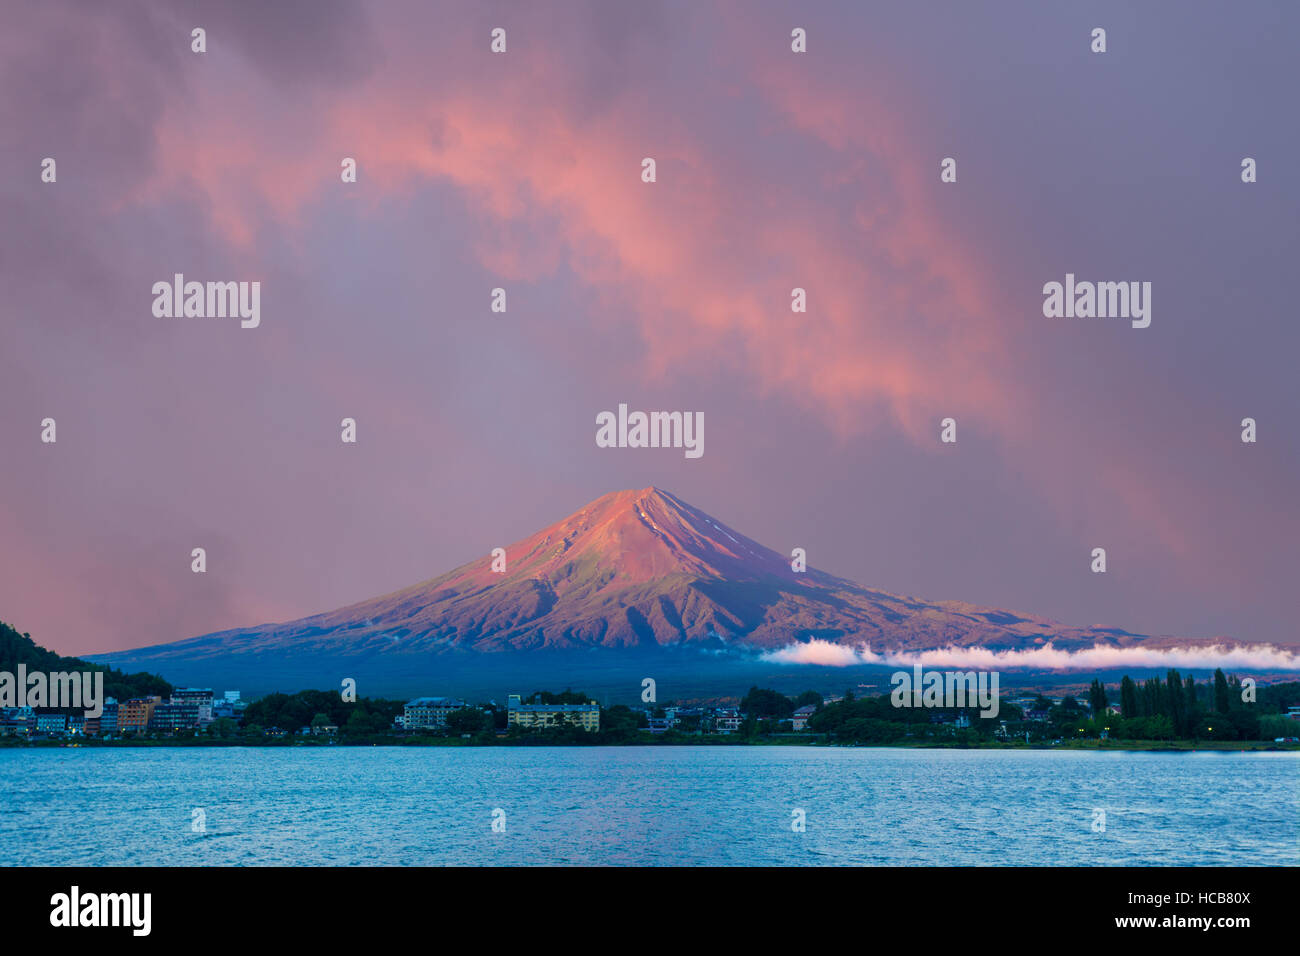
[[89, 487, 1225, 698]]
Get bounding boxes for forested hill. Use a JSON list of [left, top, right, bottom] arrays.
[[1, 620, 173, 701]]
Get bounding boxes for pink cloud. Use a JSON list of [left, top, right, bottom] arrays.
[[113, 14, 1270, 593]]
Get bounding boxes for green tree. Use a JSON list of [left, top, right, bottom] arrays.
[[1226, 707, 1260, 741], [793, 690, 823, 709], [1260, 715, 1294, 740], [1088, 679, 1109, 718], [1196, 716, 1234, 741], [1166, 670, 1186, 736], [444, 707, 488, 734], [1213, 669, 1231, 715], [1119, 676, 1139, 718], [207, 717, 238, 739], [740, 686, 794, 719], [596, 704, 642, 741], [1183, 674, 1199, 732], [676, 713, 701, 732], [1142, 677, 1165, 718], [1138, 715, 1175, 740]]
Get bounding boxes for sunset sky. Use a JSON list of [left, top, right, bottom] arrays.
[[2, 0, 1297, 656]]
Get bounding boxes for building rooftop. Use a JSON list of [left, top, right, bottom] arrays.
[[507, 700, 598, 712], [405, 697, 465, 707]]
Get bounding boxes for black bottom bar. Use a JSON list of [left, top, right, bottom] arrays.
[[2, 866, 1288, 942]]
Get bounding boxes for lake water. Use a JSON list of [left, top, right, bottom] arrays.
[[1, 747, 1295, 866]]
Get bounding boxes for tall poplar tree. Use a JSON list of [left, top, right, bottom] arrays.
[[1088, 678, 1109, 718], [1120, 676, 1139, 718], [1214, 669, 1232, 714]]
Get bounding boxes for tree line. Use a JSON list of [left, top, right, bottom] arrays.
[[809, 670, 1299, 745]]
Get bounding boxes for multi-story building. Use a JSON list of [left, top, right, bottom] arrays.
[[150, 702, 202, 734], [34, 713, 67, 735], [169, 688, 214, 726], [713, 708, 741, 733], [401, 697, 467, 731], [506, 694, 600, 732], [98, 700, 119, 735], [118, 696, 161, 733], [792, 704, 817, 731], [212, 692, 245, 721], [646, 717, 674, 734], [0, 707, 33, 737]]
